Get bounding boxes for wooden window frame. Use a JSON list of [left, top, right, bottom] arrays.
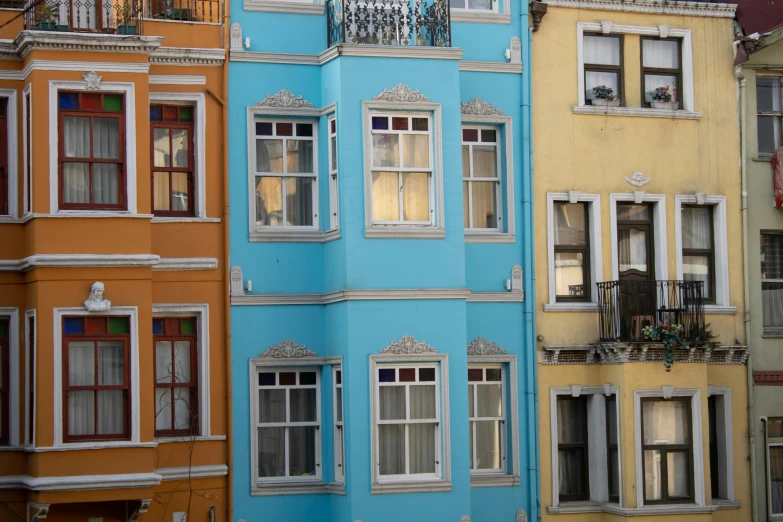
[[584, 33, 624, 107], [58, 91, 126, 210], [556, 395, 590, 502], [62, 316, 131, 443], [640, 37, 683, 109], [27, 314, 34, 445], [153, 317, 199, 437], [462, 125, 502, 231], [606, 394, 619, 503], [468, 364, 506, 475], [681, 204, 715, 304], [617, 202, 656, 281], [0, 98, 8, 216], [150, 104, 196, 217], [554, 202, 591, 302], [640, 397, 694, 504], [0, 318, 9, 445], [756, 76, 783, 155]]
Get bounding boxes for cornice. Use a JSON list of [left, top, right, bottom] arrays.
[[540, 343, 749, 365], [459, 61, 522, 74], [231, 288, 472, 305], [15, 31, 163, 59], [0, 472, 161, 491], [0, 255, 218, 271], [544, 0, 736, 18], [149, 47, 225, 66], [155, 464, 228, 481]]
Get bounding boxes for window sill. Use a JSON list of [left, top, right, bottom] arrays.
[[326, 482, 346, 495], [249, 229, 341, 243], [762, 331, 783, 338], [572, 105, 700, 120], [0, 445, 24, 452], [548, 503, 717, 516], [543, 302, 599, 312], [251, 481, 331, 496], [365, 227, 445, 239], [465, 232, 516, 244], [470, 474, 520, 487], [49, 212, 154, 219], [154, 435, 227, 444], [151, 217, 221, 223], [754, 155, 773, 162], [31, 441, 158, 452], [371, 480, 452, 494], [712, 499, 741, 510], [244, 0, 324, 14], [703, 305, 737, 315], [450, 10, 510, 24]]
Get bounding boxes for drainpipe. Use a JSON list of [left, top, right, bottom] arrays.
[[737, 67, 759, 522]]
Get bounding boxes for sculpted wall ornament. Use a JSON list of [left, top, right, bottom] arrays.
[[460, 517, 471, 522], [461, 97, 504, 116], [468, 337, 508, 355], [256, 89, 314, 108], [516, 509, 527, 522], [509, 36, 522, 63], [624, 171, 651, 187], [373, 84, 430, 103], [84, 282, 111, 312], [230, 266, 245, 296], [260, 340, 317, 358], [380, 335, 436, 354], [83, 71, 102, 90], [230, 23, 243, 51]]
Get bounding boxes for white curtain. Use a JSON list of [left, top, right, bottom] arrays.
[[584, 36, 620, 65], [372, 172, 399, 221], [642, 39, 680, 68], [97, 341, 124, 435], [401, 173, 429, 222], [68, 341, 95, 436], [379, 384, 436, 475], [763, 283, 783, 328], [473, 383, 502, 469], [63, 117, 90, 204], [92, 118, 119, 205], [771, 447, 783, 514], [681, 207, 711, 249], [618, 229, 648, 272]]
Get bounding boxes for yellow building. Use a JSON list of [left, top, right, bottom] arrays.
[[531, 0, 750, 520]]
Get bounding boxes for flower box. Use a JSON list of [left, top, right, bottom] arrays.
[[592, 98, 620, 107], [651, 101, 679, 110]]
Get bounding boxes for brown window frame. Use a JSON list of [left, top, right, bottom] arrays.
[[0, 98, 8, 216], [58, 91, 126, 211], [0, 318, 9, 446], [24, 91, 31, 214], [584, 33, 624, 107], [681, 204, 715, 304], [640, 37, 683, 109], [640, 397, 694, 505], [617, 203, 655, 281], [557, 395, 590, 502], [606, 394, 619, 503], [554, 202, 591, 302], [150, 104, 196, 217], [153, 317, 199, 437], [27, 314, 34, 445], [62, 316, 131, 443]]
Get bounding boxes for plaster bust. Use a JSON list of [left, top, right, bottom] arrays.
[[84, 281, 111, 312]]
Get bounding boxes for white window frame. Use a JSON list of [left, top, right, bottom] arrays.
[[149, 92, 208, 221], [549, 385, 622, 508], [576, 23, 695, 113], [327, 114, 339, 231], [152, 303, 211, 438], [756, 75, 782, 156], [449, 0, 510, 24], [0, 308, 20, 447], [333, 365, 344, 485], [674, 195, 733, 313], [52, 306, 140, 448], [633, 387, 705, 508], [369, 352, 451, 493], [545, 192, 602, 312], [0, 89, 18, 220], [468, 364, 506, 475], [766, 417, 783, 520], [609, 193, 668, 281], [362, 99, 445, 239], [24, 309, 35, 447], [22, 85, 31, 217], [48, 81, 138, 215], [707, 386, 735, 503]]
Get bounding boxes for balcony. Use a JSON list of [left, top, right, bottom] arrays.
[[327, 0, 450, 48], [596, 280, 706, 343]]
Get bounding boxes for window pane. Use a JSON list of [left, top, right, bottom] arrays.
[[98, 341, 124, 386], [399, 368, 416, 382], [258, 389, 285, 423], [555, 252, 585, 298], [392, 117, 408, 131], [93, 118, 119, 159], [63, 116, 90, 157], [475, 420, 502, 469], [643, 39, 680, 68], [256, 140, 283, 173], [558, 449, 586, 497], [153, 172, 170, 211], [380, 386, 406, 420], [372, 134, 400, 168], [255, 176, 283, 226], [299, 372, 316, 385], [378, 368, 396, 383], [256, 122, 273, 136], [276, 122, 293, 137], [379, 424, 405, 475], [258, 427, 285, 477], [92, 164, 119, 205], [153, 128, 171, 167], [667, 451, 690, 498], [68, 390, 95, 436], [486, 368, 501, 382], [402, 134, 429, 168], [419, 368, 435, 381], [607, 397, 618, 445], [97, 390, 123, 434], [769, 418, 783, 438], [410, 385, 436, 420], [757, 77, 782, 113], [682, 206, 712, 249], [103, 95, 122, 111], [584, 36, 620, 65], [618, 228, 648, 273], [409, 423, 436, 474], [412, 118, 428, 131], [331, 136, 337, 171], [285, 177, 313, 227], [617, 204, 651, 220], [477, 384, 502, 417], [258, 372, 275, 386], [68, 341, 95, 386], [481, 129, 497, 142], [771, 446, 783, 514], [554, 203, 587, 245], [557, 398, 585, 443], [296, 123, 313, 137], [173, 340, 191, 383], [173, 387, 192, 431], [171, 129, 189, 168], [290, 426, 317, 476], [758, 115, 782, 154], [372, 116, 389, 130], [402, 172, 429, 221], [683, 255, 711, 299], [585, 71, 619, 101], [290, 388, 317, 422], [762, 282, 783, 328], [372, 172, 399, 221], [467, 0, 491, 9], [63, 163, 90, 204], [155, 388, 171, 430], [155, 341, 172, 383], [171, 172, 189, 212], [463, 181, 469, 228], [642, 400, 690, 444], [468, 384, 475, 417], [463, 128, 478, 142], [762, 233, 783, 279], [287, 139, 314, 173], [471, 181, 497, 229], [462, 146, 470, 178], [472, 145, 496, 178], [336, 388, 343, 422], [609, 449, 620, 498], [644, 74, 678, 103], [644, 449, 663, 500]]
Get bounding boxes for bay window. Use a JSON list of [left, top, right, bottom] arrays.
[[681, 205, 715, 303], [468, 365, 505, 473], [462, 127, 501, 231], [756, 76, 782, 155], [761, 232, 783, 336], [153, 317, 198, 436], [151, 104, 195, 216], [641, 38, 682, 108], [583, 34, 623, 105], [641, 398, 693, 504]]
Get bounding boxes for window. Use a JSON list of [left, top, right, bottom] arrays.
[[583, 34, 623, 106], [757, 76, 782, 155], [468, 365, 505, 473], [23, 88, 31, 215], [153, 317, 198, 436], [708, 396, 719, 499], [151, 104, 195, 217], [641, 38, 682, 108], [62, 316, 130, 442], [761, 232, 783, 336], [449, 0, 495, 12], [767, 418, 783, 516], [681, 205, 715, 303], [554, 202, 590, 301], [556, 396, 589, 501], [0, 98, 7, 216], [0, 319, 8, 445], [253, 120, 316, 229], [333, 366, 344, 484], [26, 313, 34, 446], [641, 398, 693, 504], [255, 368, 321, 482], [369, 114, 433, 225], [462, 127, 501, 231], [58, 91, 125, 210], [328, 116, 339, 230], [606, 394, 619, 502]]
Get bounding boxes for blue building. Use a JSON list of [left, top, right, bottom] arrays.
[[227, 0, 537, 519]]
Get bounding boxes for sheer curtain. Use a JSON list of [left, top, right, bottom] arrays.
[[378, 384, 436, 475], [97, 341, 124, 435], [618, 229, 648, 272], [401, 173, 428, 222], [63, 117, 90, 204], [372, 172, 399, 221], [68, 341, 95, 436], [771, 447, 783, 514], [258, 387, 285, 477], [474, 383, 502, 469], [290, 387, 317, 476], [92, 118, 119, 205]]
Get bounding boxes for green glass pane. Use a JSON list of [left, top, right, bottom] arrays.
[[179, 106, 193, 122], [181, 318, 195, 334], [108, 317, 129, 334], [103, 95, 123, 111], [0, 322, 6, 338]]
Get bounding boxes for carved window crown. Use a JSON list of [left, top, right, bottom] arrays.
[[260, 340, 317, 358], [467, 337, 508, 355], [373, 84, 430, 103], [380, 335, 436, 354]]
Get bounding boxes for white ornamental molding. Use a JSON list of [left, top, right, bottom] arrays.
[[230, 22, 243, 51], [128, 500, 151, 522], [256, 89, 314, 108], [460, 517, 471, 522], [260, 340, 317, 358], [380, 335, 436, 355], [461, 97, 503, 116], [373, 84, 430, 103], [84, 282, 111, 312], [230, 266, 245, 296], [516, 509, 527, 522], [83, 71, 102, 90], [509, 36, 522, 64], [467, 337, 508, 355], [624, 171, 651, 187], [512, 264, 523, 292]]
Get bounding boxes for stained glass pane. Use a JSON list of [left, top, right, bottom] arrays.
[[419, 368, 435, 382], [468, 368, 483, 382], [296, 123, 313, 137], [108, 317, 128, 334], [276, 122, 293, 137], [372, 116, 388, 130], [463, 128, 478, 142], [150, 105, 163, 121], [81, 94, 101, 110], [59, 92, 79, 109], [412, 118, 428, 131], [392, 117, 408, 131], [178, 106, 193, 122], [0, 322, 6, 338], [379, 368, 395, 382], [398, 368, 415, 382], [336, 370, 341, 385], [299, 372, 316, 385], [256, 122, 273, 136], [258, 372, 275, 386], [279, 372, 296, 385], [486, 368, 501, 382], [63, 317, 84, 334], [180, 318, 195, 334], [102, 95, 123, 111], [481, 129, 496, 142], [163, 106, 178, 121], [153, 318, 165, 335]]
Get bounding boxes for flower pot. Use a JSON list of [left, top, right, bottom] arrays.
[[118, 25, 137, 35], [651, 101, 679, 110], [592, 98, 620, 107]]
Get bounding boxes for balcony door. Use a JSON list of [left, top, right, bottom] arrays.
[[616, 203, 655, 340]]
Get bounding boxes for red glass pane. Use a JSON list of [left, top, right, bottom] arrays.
[[330, 120, 336, 133], [163, 106, 178, 122], [463, 129, 479, 142], [165, 318, 179, 335], [276, 122, 293, 137], [392, 117, 408, 131], [81, 93, 101, 110], [279, 372, 296, 385], [399, 368, 416, 382], [468, 368, 483, 382], [84, 317, 106, 334]]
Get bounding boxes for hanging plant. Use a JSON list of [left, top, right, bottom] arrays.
[[642, 324, 689, 371]]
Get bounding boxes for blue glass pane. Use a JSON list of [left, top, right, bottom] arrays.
[[378, 368, 395, 383], [152, 318, 165, 335], [58, 93, 79, 109], [256, 122, 273, 136], [258, 372, 276, 386], [150, 105, 163, 121], [371, 116, 388, 130], [63, 317, 84, 334]]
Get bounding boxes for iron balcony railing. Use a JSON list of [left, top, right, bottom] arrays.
[[327, 0, 450, 48], [597, 280, 706, 343], [147, 0, 221, 23]]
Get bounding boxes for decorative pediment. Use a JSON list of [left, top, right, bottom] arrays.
[[83, 71, 102, 90], [260, 340, 317, 358], [461, 97, 503, 116], [373, 84, 430, 103], [256, 89, 314, 109], [467, 337, 508, 355], [624, 171, 651, 187], [380, 335, 436, 355]]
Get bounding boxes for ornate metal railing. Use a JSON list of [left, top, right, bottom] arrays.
[[147, 0, 221, 23], [596, 280, 706, 343], [24, 0, 143, 33], [327, 0, 450, 48]]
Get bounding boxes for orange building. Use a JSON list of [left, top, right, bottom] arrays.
[[0, 1, 230, 521]]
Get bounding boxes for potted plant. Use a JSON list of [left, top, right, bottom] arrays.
[[117, 2, 138, 35], [642, 323, 690, 371], [650, 86, 678, 110], [591, 85, 620, 107], [36, 4, 58, 31]]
